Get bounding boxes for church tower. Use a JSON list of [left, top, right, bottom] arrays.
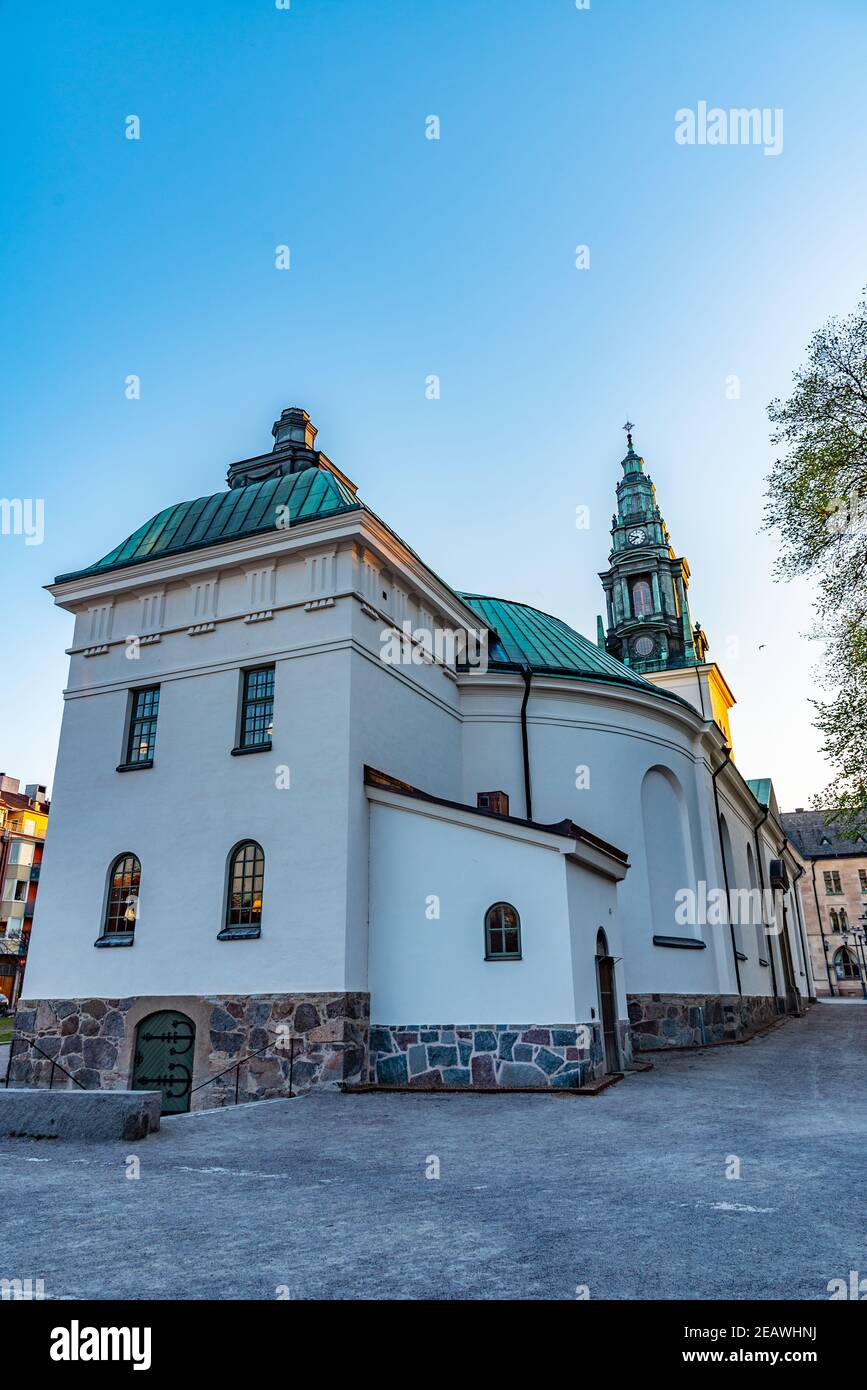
[[598, 423, 736, 750], [598, 423, 708, 676]]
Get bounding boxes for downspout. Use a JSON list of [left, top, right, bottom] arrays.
[[520, 665, 533, 821], [789, 857, 815, 1000], [779, 836, 810, 992], [752, 806, 780, 1006], [711, 743, 742, 995], [810, 859, 835, 997], [694, 668, 707, 719]]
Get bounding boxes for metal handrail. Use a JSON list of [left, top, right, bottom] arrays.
[[2, 1027, 307, 1105], [189, 1032, 299, 1105], [2, 1034, 88, 1091]]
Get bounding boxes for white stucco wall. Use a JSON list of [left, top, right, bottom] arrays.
[[26, 519, 478, 1003], [367, 797, 622, 1025], [458, 674, 740, 998]]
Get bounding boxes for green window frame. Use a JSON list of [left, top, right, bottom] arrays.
[[126, 687, 160, 764], [240, 667, 274, 748], [484, 902, 522, 960], [223, 841, 265, 937], [103, 853, 141, 938]]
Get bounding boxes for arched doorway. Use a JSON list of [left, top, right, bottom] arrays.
[[131, 1010, 196, 1114], [595, 930, 620, 1074]]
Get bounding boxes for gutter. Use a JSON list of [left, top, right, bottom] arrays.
[[752, 805, 781, 1006], [810, 859, 835, 996], [520, 665, 533, 821], [711, 743, 742, 995]]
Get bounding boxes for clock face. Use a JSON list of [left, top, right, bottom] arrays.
[[627, 527, 647, 546]]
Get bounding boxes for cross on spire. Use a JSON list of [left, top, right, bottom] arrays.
[[622, 420, 635, 448]]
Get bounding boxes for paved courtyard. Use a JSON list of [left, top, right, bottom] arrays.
[[1, 1001, 865, 1300]]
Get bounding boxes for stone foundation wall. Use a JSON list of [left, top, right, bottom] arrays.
[[10, 992, 369, 1107], [628, 992, 780, 1051], [368, 1020, 633, 1088]]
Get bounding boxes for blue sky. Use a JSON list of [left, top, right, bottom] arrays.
[[1, 0, 865, 807]]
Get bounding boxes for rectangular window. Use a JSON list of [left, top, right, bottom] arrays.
[[823, 870, 843, 895], [240, 667, 275, 748], [126, 686, 160, 764], [9, 841, 34, 866], [860, 869, 867, 893]]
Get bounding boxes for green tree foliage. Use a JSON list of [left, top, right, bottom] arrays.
[[766, 294, 867, 827]]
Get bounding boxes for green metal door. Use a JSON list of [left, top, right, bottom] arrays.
[[131, 1011, 195, 1114]]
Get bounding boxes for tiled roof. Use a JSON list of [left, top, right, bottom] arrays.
[[457, 593, 688, 703], [0, 790, 47, 814], [780, 809, 867, 859], [55, 467, 360, 583]]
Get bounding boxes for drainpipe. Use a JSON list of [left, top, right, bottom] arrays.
[[779, 836, 810, 992], [810, 859, 835, 997], [520, 665, 533, 821], [694, 668, 707, 719], [752, 806, 780, 1007], [711, 743, 742, 995], [788, 856, 815, 1000]]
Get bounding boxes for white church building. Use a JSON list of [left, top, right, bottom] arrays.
[[11, 409, 814, 1110]]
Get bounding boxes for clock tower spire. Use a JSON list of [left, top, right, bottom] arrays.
[[597, 425, 708, 675]]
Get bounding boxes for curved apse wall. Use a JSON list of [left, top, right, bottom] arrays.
[[641, 766, 697, 941]]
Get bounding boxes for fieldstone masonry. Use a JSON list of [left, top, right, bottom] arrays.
[[368, 1020, 633, 1087], [628, 992, 781, 1050], [10, 992, 369, 1107]]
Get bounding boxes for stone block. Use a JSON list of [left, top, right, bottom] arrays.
[[497, 1062, 548, 1088], [536, 1048, 565, 1075], [0, 1089, 160, 1142], [377, 1052, 408, 1085]]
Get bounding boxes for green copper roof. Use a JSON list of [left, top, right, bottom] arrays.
[[457, 593, 688, 702], [55, 467, 360, 583], [746, 778, 773, 807]]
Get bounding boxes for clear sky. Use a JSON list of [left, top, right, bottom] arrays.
[[2, 0, 865, 808]]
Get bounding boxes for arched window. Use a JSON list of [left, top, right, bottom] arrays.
[[829, 909, 839, 932], [642, 766, 697, 942], [834, 946, 860, 980], [484, 902, 521, 960], [631, 579, 653, 617], [222, 841, 265, 938], [101, 853, 141, 941]]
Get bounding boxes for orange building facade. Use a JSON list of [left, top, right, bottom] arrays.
[[0, 775, 50, 1008]]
